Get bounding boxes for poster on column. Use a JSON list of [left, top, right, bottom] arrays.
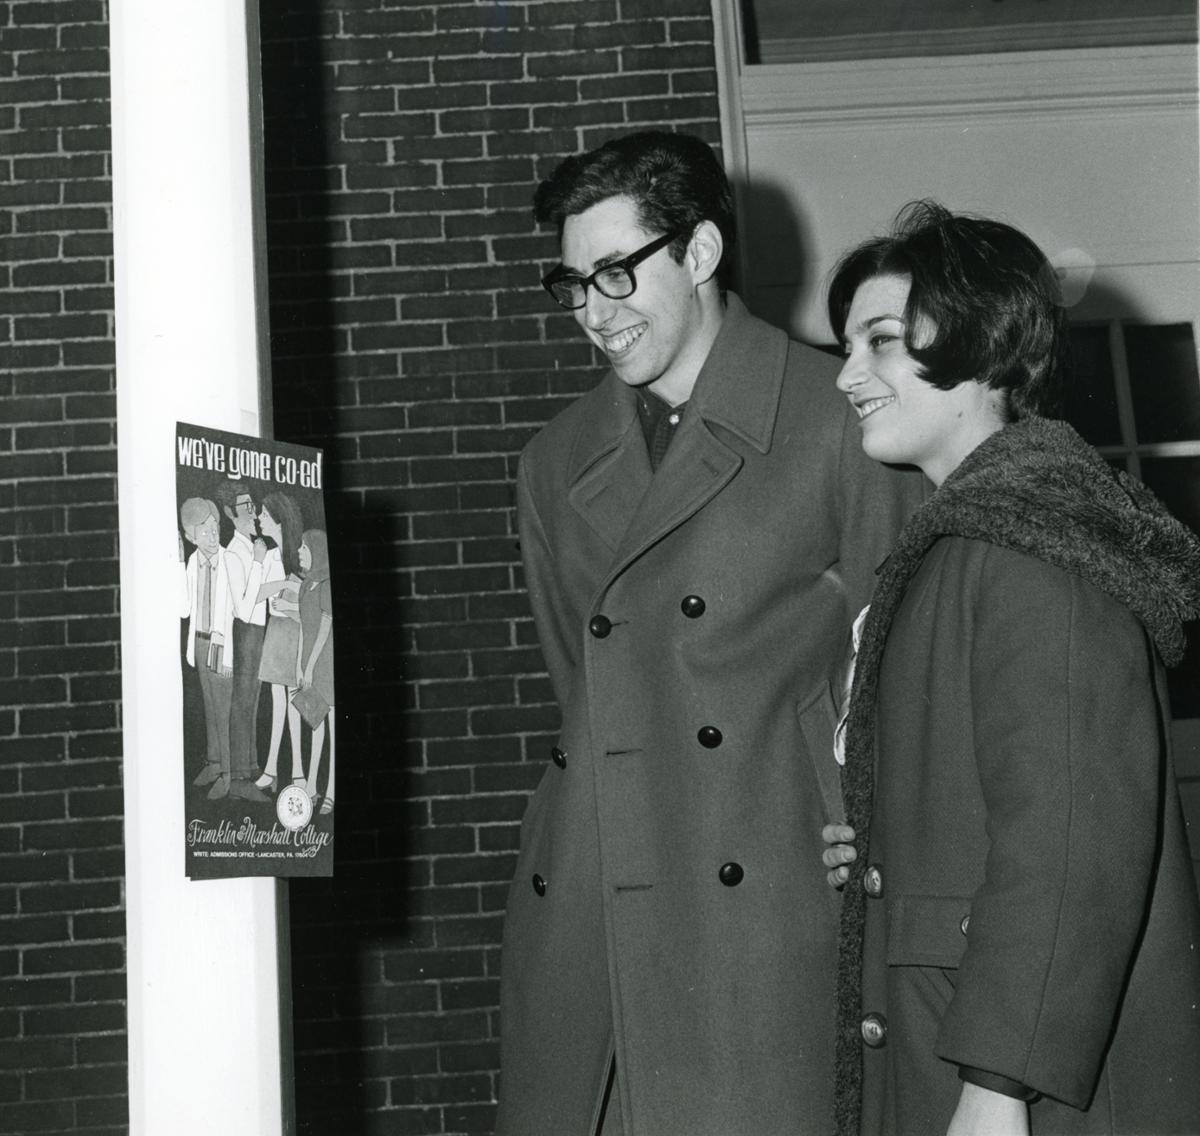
[[175, 422, 335, 878]]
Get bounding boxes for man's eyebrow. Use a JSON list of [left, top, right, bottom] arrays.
[[592, 248, 630, 270], [559, 247, 632, 275]]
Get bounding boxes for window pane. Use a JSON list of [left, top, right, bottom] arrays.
[[1140, 456, 1200, 718], [743, 0, 1197, 64], [1125, 323, 1200, 443], [1167, 624, 1200, 719], [1140, 456, 1200, 533], [1064, 325, 1122, 448]]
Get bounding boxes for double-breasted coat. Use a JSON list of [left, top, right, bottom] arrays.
[[496, 296, 923, 1136], [841, 421, 1200, 1135]]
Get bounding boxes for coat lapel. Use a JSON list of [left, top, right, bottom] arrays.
[[604, 417, 743, 581], [565, 378, 652, 553], [566, 294, 791, 585]]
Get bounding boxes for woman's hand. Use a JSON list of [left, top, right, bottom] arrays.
[[946, 1084, 1030, 1136], [821, 823, 857, 888]]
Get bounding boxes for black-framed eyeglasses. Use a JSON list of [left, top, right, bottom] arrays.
[[541, 230, 685, 311]]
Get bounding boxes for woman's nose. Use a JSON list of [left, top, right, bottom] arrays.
[[835, 352, 863, 393]]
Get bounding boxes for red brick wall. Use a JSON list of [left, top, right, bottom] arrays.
[[258, 2, 721, 1132], [0, 1, 128, 1133]]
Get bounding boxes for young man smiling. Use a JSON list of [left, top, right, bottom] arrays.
[[496, 131, 923, 1136]]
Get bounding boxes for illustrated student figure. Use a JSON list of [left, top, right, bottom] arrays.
[[494, 130, 924, 1136], [821, 201, 1200, 1136], [216, 479, 270, 803], [253, 491, 305, 794], [178, 497, 235, 798], [295, 528, 335, 816]]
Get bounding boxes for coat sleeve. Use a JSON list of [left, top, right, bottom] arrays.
[[934, 544, 1163, 1109], [516, 450, 577, 710]]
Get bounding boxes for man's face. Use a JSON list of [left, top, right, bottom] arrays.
[[227, 493, 257, 537], [560, 195, 710, 400], [191, 513, 221, 557]]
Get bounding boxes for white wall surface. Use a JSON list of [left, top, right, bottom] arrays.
[[734, 46, 1199, 343], [110, 1, 287, 1132]]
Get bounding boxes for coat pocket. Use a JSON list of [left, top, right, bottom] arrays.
[[885, 894, 972, 969]]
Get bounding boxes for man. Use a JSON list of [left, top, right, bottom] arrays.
[[179, 497, 236, 798], [214, 480, 270, 803], [496, 131, 924, 1136]]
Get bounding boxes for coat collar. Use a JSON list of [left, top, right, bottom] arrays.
[[563, 292, 787, 487], [687, 292, 788, 456], [561, 293, 788, 558]]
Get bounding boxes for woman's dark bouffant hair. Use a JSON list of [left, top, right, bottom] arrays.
[[260, 491, 304, 579], [533, 130, 736, 284], [827, 200, 1067, 420]]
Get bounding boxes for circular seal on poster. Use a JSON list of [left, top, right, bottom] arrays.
[[276, 785, 313, 832]]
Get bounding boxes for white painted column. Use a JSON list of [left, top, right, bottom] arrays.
[[110, 2, 288, 1133]]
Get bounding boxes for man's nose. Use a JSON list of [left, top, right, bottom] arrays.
[[580, 284, 616, 329]]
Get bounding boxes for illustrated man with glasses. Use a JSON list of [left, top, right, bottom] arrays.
[[211, 479, 270, 802], [496, 131, 923, 1135]]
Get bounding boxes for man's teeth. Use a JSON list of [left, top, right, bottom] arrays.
[[856, 396, 895, 419], [604, 325, 646, 353]]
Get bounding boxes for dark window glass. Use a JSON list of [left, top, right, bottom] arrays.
[[1125, 323, 1200, 444], [1140, 456, 1200, 536], [1166, 625, 1200, 719], [743, 0, 1196, 64], [1064, 325, 1122, 448], [1140, 456, 1200, 718]]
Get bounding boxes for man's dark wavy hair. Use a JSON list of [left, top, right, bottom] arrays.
[[533, 130, 736, 286], [827, 200, 1067, 420]]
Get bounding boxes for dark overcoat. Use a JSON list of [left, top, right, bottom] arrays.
[[496, 296, 923, 1136], [848, 424, 1200, 1135]]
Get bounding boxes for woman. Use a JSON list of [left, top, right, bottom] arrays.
[[253, 491, 304, 794], [295, 528, 335, 815], [823, 201, 1200, 1136]]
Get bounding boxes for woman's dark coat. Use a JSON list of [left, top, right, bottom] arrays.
[[836, 418, 1200, 1136], [496, 296, 923, 1136]]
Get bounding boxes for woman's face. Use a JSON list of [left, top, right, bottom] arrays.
[[259, 506, 281, 542], [835, 273, 1005, 486], [299, 541, 312, 571]]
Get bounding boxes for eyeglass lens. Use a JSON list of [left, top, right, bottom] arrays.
[[550, 265, 635, 309]]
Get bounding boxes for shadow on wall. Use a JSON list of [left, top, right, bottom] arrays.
[[729, 175, 819, 344], [259, 5, 421, 1132]]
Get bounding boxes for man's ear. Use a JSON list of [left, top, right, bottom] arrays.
[[223, 506, 235, 522], [687, 220, 723, 288]]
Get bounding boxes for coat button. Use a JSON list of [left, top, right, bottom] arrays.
[[860, 1012, 887, 1048], [960, 914, 970, 935], [698, 725, 723, 748], [680, 595, 706, 618], [588, 614, 612, 638], [550, 746, 566, 769], [718, 862, 744, 886], [532, 874, 547, 897], [863, 865, 883, 898]]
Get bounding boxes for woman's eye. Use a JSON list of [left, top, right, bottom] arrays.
[[869, 334, 896, 350]]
